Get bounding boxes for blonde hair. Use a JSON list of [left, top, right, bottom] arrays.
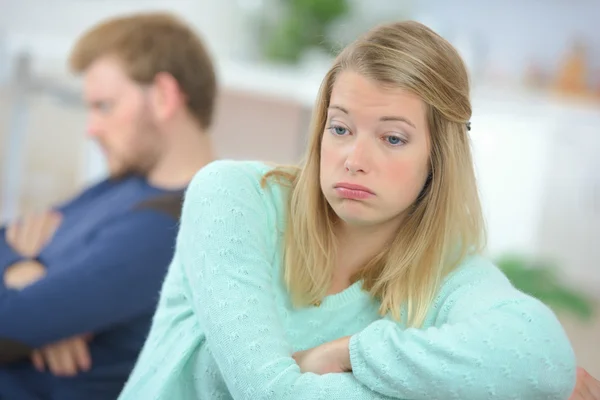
[[69, 12, 217, 130], [264, 20, 485, 327]]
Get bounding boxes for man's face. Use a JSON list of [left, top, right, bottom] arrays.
[[83, 56, 162, 179]]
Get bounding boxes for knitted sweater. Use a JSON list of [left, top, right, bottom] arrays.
[[118, 160, 577, 400]]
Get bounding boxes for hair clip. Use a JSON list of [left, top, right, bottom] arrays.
[[466, 121, 471, 131]]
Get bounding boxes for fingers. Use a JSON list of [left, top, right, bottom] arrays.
[[6, 211, 62, 257], [31, 350, 45, 372], [42, 211, 62, 244], [27, 213, 49, 256], [581, 369, 600, 399], [8, 213, 38, 257], [38, 337, 92, 377], [572, 387, 592, 400], [71, 337, 92, 372], [586, 380, 600, 399], [571, 368, 600, 400], [292, 349, 306, 363], [26, 211, 62, 256], [18, 214, 38, 257], [5, 221, 17, 246], [570, 368, 588, 400], [44, 342, 77, 377]]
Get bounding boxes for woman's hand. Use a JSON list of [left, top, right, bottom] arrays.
[[292, 336, 352, 375], [570, 367, 600, 400]]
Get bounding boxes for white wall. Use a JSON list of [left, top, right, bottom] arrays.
[[0, 0, 250, 72], [3, 0, 598, 84], [470, 102, 553, 257], [416, 0, 600, 82]]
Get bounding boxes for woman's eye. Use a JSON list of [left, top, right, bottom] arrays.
[[329, 125, 348, 136], [385, 135, 404, 146]]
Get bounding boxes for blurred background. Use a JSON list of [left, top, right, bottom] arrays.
[[0, 0, 598, 375]]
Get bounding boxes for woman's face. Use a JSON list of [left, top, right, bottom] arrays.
[[320, 70, 431, 230]]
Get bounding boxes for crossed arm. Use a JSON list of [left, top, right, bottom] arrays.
[[0, 213, 62, 364], [0, 209, 178, 373], [168, 161, 580, 399]]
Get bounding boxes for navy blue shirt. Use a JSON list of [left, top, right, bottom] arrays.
[[0, 176, 184, 399]]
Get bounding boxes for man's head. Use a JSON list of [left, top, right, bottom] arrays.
[[69, 12, 217, 178]]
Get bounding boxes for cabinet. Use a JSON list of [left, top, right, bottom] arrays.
[[470, 91, 600, 295], [536, 109, 600, 295]]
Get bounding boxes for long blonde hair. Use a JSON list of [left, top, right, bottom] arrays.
[[264, 20, 486, 327]]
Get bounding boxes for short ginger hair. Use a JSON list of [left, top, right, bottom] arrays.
[[69, 12, 217, 130]]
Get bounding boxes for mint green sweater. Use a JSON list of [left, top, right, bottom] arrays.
[[118, 160, 576, 400]]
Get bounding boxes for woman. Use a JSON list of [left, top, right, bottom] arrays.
[[571, 368, 600, 400], [118, 21, 577, 399]]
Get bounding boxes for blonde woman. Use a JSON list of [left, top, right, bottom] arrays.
[[119, 21, 577, 399]]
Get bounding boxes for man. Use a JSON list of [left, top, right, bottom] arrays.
[[0, 12, 217, 399]]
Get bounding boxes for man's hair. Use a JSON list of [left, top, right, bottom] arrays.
[[69, 12, 217, 130]]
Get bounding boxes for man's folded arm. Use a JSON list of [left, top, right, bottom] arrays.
[[0, 181, 112, 284], [0, 208, 179, 349]]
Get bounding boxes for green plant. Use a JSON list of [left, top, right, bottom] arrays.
[[496, 254, 595, 321], [263, 0, 350, 63]]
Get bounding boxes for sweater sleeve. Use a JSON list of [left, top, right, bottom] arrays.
[[177, 161, 395, 400], [348, 259, 578, 400], [0, 209, 178, 348]]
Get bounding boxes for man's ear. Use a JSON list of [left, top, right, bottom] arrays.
[[150, 72, 186, 122]]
